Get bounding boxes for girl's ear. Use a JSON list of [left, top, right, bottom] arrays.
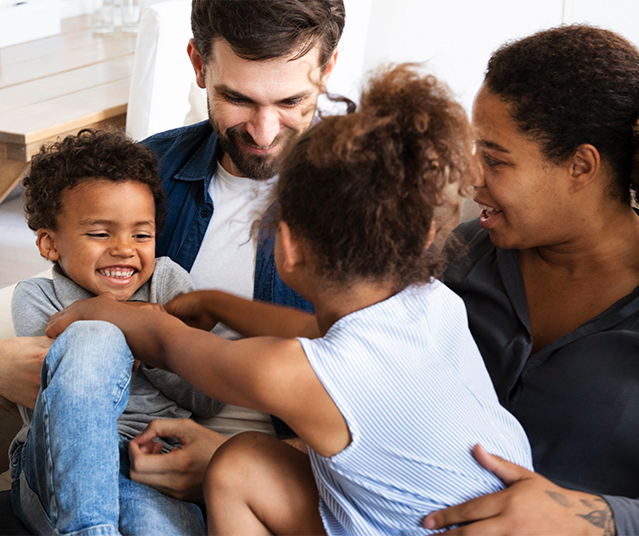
[[37, 229, 59, 262], [425, 220, 437, 250], [279, 221, 304, 273]]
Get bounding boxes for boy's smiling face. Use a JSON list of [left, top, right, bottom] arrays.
[[37, 179, 156, 302]]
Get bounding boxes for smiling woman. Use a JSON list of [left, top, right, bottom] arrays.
[[435, 25, 639, 535]]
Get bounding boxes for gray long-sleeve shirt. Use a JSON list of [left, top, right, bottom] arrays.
[[10, 257, 222, 457], [443, 219, 639, 535]]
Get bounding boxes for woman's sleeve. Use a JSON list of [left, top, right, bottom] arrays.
[[603, 495, 639, 535]]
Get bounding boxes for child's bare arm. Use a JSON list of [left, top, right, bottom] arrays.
[[47, 294, 349, 456], [166, 290, 320, 338]]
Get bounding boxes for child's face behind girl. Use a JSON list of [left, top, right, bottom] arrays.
[[36, 179, 156, 302]]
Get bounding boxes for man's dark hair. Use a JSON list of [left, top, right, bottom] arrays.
[[23, 129, 166, 232], [485, 25, 639, 204], [191, 0, 345, 69]]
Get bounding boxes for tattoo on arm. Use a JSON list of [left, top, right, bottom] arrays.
[[545, 490, 575, 508], [545, 491, 615, 536], [576, 498, 615, 536]]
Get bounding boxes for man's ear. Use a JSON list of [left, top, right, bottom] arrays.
[[320, 48, 339, 92], [36, 229, 59, 262], [569, 144, 601, 193], [187, 38, 206, 89], [278, 221, 305, 274]]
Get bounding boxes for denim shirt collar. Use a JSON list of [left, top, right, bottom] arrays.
[[174, 128, 219, 199]]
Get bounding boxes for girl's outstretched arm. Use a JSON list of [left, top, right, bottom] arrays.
[[166, 290, 320, 338], [46, 294, 349, 457]]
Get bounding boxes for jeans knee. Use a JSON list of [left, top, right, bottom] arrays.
[[45, 321, 132, 388]]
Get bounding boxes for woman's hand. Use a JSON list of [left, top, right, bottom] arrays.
[[128, 418, 228, 501], [166, 291, 219, 331], [46, 293, 119, 339], [0, 336, 52, 410], [423, 445, 615, 535]]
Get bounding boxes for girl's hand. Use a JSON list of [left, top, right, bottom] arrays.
[[166, 291, 219, 331], [126, 301, 167, 314], [46, 293, 118, 338], [423, 445, 615, 535]]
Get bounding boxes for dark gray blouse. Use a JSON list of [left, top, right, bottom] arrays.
[[443, 219, 639, 535]]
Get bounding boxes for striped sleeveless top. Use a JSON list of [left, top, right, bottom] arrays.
[[298, 280, 533, 535]]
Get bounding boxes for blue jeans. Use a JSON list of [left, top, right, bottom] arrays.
[[10, 321, 206, 536]]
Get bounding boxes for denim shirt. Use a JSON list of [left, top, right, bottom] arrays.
[[142, 121, 313, 437]]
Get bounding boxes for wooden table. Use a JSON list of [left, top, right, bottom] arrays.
[[0, 15, 137, 202]]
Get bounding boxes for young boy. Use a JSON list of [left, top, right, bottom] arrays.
[[10, 130, 220, 535]]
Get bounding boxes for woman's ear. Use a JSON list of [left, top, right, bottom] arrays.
[[36, 229, 59, 262], [570, 144, 601, 193], [278, 221, 305, 274]]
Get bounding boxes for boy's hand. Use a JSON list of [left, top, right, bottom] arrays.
[[128, 419, 228, 501], [166, 291, 219, 331]]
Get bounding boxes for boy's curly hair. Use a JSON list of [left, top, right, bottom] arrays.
[[278, 64, 476, 288], [23, 129, 166, 232]]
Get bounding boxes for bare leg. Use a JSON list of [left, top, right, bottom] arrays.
[[204, 431, 325, 536]]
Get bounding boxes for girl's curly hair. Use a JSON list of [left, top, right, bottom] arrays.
[[277, 63, 476, 288]]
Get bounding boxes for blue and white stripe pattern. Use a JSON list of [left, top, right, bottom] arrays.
[[299, 280, 533, 536]]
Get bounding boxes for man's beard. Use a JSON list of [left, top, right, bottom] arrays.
[[210, 115, 299, 181]]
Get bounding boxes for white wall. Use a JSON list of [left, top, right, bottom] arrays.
[[570, 0, 639, 47], [357, 0, 639, 114], [362, 0, 564, 113]]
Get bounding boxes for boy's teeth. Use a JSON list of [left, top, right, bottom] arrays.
[[98, 268, 135, 279]]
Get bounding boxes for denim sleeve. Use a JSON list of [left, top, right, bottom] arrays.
[[603, 495, 639, 536]]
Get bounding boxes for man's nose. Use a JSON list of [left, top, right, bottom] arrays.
[[245, 108, 280, 148]]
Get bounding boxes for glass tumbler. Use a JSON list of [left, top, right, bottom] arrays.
[[122, 0, 141, 33], [92, 0, 115, 34]]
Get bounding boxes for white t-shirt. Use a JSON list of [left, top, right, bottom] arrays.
[[190, 163, 277, 436]]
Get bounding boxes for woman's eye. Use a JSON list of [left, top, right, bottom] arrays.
[[482, 152, 502, 168]]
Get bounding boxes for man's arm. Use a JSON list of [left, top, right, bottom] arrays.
[[3, 279, 60, 410], [166, 289, 320, 338], [0, 336, 51, 410]]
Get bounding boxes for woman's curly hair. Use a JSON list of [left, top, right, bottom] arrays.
[[23, 129, 166, 232], [277, 63, 476, 288], [485, 24, 639, 205]]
